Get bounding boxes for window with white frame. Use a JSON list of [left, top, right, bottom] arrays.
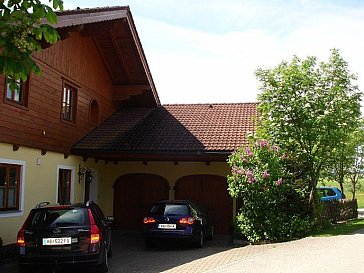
[[0, 159, 25, 216], [57, 166, 74, 205]]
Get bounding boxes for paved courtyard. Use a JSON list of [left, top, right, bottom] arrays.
[[1, 229, 364, 273]]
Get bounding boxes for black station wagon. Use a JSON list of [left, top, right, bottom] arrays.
[[143, 200, 214, 248], [17, 201, 114, 273]]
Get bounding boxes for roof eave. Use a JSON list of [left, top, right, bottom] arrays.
[[71, 149, 233, 162], [50, 6, 160, 107]]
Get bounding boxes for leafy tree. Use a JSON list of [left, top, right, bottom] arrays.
[[327, 123, 364, 196], [0, 0, 63, 91], [347, 149, 363, 200], [256, 49, 362, 205], [346, 131, 364, 200], [227, 139, 312, 242]]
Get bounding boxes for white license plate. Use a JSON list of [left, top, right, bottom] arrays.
[[158, 224, 176, 229], [42, 237, 72, 246]]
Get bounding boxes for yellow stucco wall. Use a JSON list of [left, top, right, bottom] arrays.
[[96, 160, 232, 216], [0, 142, 234, 245], [0, 143, 84, 245]]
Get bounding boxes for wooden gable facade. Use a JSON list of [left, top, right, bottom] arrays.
[[0, 6, 159, 156], [0, 6, 162, 246]]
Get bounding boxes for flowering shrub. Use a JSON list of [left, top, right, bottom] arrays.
[[228, 140, 312, 243]]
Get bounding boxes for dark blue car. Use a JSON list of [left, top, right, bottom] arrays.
[[142, 200, 214, 248], [318, 186, 345, 201]]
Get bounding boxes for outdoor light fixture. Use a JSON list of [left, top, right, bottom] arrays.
[[78, 164, 93, 184]]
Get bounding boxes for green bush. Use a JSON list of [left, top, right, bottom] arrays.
[[228, 139, 313, 243]]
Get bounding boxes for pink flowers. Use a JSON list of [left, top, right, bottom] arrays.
[[246, 170, 256, 183], [259, 140, 269, 148], [272, 145, 279, 153], [275, 178, 284, 186], [262, 170, 270, 179], [246, 147, 253, 157], [236, 169, 244, 175]]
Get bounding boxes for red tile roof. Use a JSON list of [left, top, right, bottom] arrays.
[[72, 103, 258, 156]]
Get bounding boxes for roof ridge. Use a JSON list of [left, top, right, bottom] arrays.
[[58, 6, 130, 16], [163, 102, 258, 106]]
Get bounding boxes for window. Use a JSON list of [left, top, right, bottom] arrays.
[[58, 169, 72, 205], [62, 83, 77, 122], [89, 99, 100, 125], [4, 77, 29, 106], [0, 163, 21, 211]]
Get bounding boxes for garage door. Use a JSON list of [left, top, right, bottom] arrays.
[[175, 175, 233, 234], [113, 173, 169, 230]]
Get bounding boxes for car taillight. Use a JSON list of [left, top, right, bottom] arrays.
[[143, 217, 156, 224], [17, 213, 31, 247], [17, 229, 25, 247], [179, 217, 195, 225], [88, 209, 101, 244]]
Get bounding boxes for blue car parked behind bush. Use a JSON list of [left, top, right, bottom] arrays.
[[318, 186, 345, 201]]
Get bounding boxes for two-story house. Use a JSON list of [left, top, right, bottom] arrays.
[[0, 6, 257, 248]]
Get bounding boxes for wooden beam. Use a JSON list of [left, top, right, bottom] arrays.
[[13, 144, 20, 151], [113, 85, 150, 101], [109, 28, 133, 82]]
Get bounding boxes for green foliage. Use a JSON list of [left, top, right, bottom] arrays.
[[312, 218, 364, 237], [228, 139, 313, 243], [0, 0, 63, 90], [256, 49, 362, 191]]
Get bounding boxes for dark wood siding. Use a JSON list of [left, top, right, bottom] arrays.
[[175, 175, 233, 234], [0, 31, 119, 154], [113, 173, 170, 230]]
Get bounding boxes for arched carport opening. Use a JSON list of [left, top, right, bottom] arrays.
[[175, 174, 233, 234], [113, 173, 169, 230]]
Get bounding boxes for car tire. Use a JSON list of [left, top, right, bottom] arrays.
[[207, 225, 214, 240], [97, 247, 109, 273], [107, 242, 113, 258], [144, 239, 154, 248], [194, 230, 203, 248], [19, 264, 33, 273]]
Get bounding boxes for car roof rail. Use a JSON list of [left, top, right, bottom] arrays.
[[35, 201, 51, 208]]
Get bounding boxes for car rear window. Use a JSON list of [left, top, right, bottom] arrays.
[[27, 208, 88, 228], [150, 204, 189, 216]]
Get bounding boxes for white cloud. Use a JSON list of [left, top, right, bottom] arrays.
[[62, 0, 364, 104], [134, 1, 364, 104]]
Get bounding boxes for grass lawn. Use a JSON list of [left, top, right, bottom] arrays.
[[319, 179, 364, 208], [345, 191, 364, 208], [313, 218, 364, 237]]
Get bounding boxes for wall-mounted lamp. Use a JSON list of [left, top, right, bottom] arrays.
[[78, 164, 93, 184]]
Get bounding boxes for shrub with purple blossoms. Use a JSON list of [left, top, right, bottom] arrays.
[[228, 140, 312, 243]]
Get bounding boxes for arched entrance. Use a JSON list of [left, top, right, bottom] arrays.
[[175, 175, 233, 234], [113, 173, 169, 230]]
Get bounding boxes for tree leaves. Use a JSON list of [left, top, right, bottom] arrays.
[[0, 0, 64, 91], [256, 49, 363, 190]]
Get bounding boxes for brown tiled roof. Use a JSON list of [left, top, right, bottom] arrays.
[[72, 103, 258, 157], [54, 6, 129, 28]]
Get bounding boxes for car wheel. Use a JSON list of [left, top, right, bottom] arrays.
[[194, 230, 203, 248], [19, 264, 33, 273], [107, 241, 113, 258], [97, 247, 109, 273], [144, 239, 154, 248], [207, 225, 214, 240]]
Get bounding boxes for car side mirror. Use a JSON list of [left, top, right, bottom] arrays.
[[106, 216, 115, 224]]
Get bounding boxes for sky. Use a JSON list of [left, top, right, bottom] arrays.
[[62, 0, 364, 105]]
